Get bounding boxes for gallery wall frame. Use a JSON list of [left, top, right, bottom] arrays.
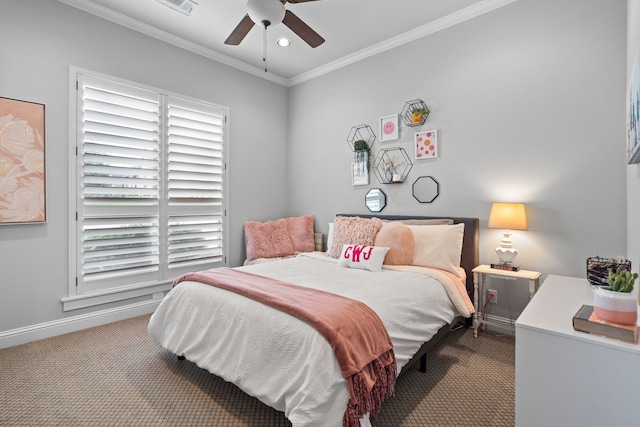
[[352, 161, 369, 186], [365, 188, 386, 212], [412, 176, 440, 204], [0, 96, 46, 224], [379, 114, 399, 142], [415, 130, 438, 160]]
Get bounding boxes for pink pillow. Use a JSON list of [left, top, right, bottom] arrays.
[[287, 214, 315, 253], [244, 219, 295, 261], [374, 222, 415, 265], [337, 244, 389, 272], [327, 216, 383, 258]]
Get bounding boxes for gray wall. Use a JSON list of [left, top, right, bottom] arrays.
[[0, 0, 630, 338], [288, 0, 627, 318], [0, 0, 289, 332]]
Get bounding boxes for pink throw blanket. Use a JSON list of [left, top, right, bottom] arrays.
[[174, 267, 396, 426]]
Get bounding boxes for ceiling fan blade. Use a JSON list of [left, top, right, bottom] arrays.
[[224, 14, 255, 45], [283, 0, 322, 3], [282, 10, 325, 48]]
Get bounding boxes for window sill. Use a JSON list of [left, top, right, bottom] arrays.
[[61, 281, 173, 312]]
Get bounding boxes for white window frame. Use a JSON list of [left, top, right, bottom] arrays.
[[65, 67, 228, 311]]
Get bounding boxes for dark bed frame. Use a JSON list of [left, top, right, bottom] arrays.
[[177, 214, 479, 375], [338, 214, 479, 374]]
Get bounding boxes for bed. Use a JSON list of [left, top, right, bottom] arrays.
[[148, 214, 479, 426]]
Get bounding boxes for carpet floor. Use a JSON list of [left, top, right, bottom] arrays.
[[0, 315, 514, 426]]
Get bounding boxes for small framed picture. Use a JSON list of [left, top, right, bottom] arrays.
[[379, 114, 399, 142], [352, 163, 369, 186], [415, 130, 438, 159]]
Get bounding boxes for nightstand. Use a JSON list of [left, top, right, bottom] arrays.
[[472, 264, 541, 338]]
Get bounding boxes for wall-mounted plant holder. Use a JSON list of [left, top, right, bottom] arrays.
[[347, 124, 376, 151], [400, 99, 430, 127], [412, 176, 439, 203], [347, 125, 375, 180], [373, 147, 413, 184]]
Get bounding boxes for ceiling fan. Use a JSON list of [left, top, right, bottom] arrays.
[[224, 0, 325, 48]]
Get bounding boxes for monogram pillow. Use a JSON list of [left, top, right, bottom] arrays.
[[327, 216, 383, 258], [337, 244, 389, 272]]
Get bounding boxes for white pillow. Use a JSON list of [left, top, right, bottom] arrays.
[[326, 222, 334, 254], [337, 244, 389, 272], [408, 223, 465, 277]]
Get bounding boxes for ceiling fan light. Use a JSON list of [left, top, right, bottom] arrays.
[[246, 0, 285, 26]]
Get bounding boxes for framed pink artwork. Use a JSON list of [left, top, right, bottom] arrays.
[[379, 114, 399, 142], [0, 96, 46, 224], [415, 130, 438, 160]]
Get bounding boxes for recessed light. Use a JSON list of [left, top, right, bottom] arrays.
[[276, 38, 291, 47]]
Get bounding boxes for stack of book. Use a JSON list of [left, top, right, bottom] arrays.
[[572, 304, 639, 344], [490, 263, 519, 272]]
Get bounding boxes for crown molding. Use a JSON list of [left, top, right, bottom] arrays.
[[56, 0, 517, 87], [287, 0, 518, 86], [55, 0, 288, 86]]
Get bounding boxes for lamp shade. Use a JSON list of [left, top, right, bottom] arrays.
[[488, 203, 528, 230]]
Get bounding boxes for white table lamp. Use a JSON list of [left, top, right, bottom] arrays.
[[488, 202, 528, 265]]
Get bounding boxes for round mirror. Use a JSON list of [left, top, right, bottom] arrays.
[[412, 176, 439, 203], [365, 188, 386, 212]]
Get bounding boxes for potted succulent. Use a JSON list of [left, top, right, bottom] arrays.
[[593, 268, 639, 325], [410, 106, 428, 123]]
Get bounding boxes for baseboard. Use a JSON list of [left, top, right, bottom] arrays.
[[0, 299, 160, 349], [0, 305, 517, 348], [482, 314, 516, 336]]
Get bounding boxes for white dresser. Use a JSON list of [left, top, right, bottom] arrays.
[[515, 275, 640, 427]]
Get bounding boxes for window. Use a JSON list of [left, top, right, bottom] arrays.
[[66, 71, 227, 310]]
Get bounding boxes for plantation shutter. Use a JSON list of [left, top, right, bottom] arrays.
[[77, 75, 161, 293], [74, 73, 225, 296], [167, 97, 225, 269]]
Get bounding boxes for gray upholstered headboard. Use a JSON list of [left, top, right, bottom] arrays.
[[337, 214, 479, 301]]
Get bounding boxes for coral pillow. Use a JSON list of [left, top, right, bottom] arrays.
[[287, 214, 315, 253], [244, 218, 295, 261], [374, 222, 415, 265], [327, 216, 383, 258], [337, 244, 389, 272], [408, 223, 465, 277]]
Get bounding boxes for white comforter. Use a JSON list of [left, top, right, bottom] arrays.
[[148, 252, 463, 426]]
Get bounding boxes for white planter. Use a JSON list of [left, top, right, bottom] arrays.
[[593, 287, 638, 325]]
